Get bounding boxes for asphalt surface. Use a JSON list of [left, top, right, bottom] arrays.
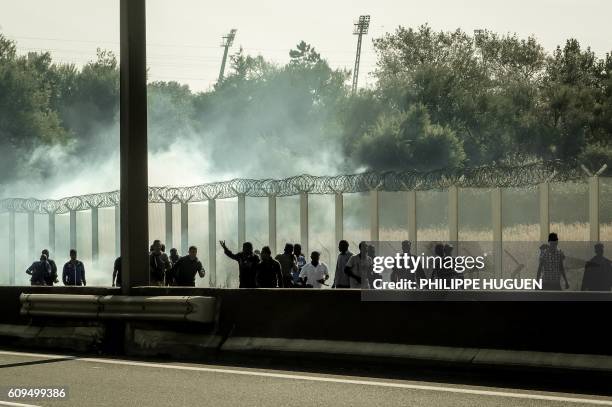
[[1, 350, 612, 407]]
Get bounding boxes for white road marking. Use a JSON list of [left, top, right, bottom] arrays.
[[2, 350, 612, 405]]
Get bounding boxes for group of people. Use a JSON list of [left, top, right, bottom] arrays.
[[26, 249, 86, 286]]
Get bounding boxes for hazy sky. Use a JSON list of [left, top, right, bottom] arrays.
[[1, 0, 611, 92]]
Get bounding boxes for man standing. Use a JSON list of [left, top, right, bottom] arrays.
[[581, 243, 612, 291], [345, 242, 373, 289], [333, 240, 353, 288], [293, 243, 307, 285], [63, 249, 86, 286], [275, 243, 297, 288], [299, 251, 329, 288], [220, 240, 259, 288], [255, 246, 283, 288], [173, 246, 205, 287], [391, 240, 426, 284], [150, 240, 170, 286], [41, 249, 58, 286], [112, 257, 122, 287], [537, 233, 570, 291], [26, 254, 51, 286]]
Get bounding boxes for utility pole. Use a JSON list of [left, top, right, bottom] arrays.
[[218, 29, 237, 83], [351, 15, 370, 94]]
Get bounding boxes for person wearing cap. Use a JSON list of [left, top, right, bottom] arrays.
[[537, 233, 569, 290]]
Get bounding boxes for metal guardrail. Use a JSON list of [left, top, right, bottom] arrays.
[[19, 294, 216, 323]]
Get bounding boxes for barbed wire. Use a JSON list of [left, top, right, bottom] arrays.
[[0, 160, 586, 214]]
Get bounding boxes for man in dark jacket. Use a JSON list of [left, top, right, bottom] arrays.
[[62, 249, 86, 286], [26, 254, 51, 286], [41, 249, 58, 286], [275, 243, 297, 288], [220, 240, 259, 288], [173, 246, 205, 287], [149, 240, 170, 286], [256, 246, 283, 288]]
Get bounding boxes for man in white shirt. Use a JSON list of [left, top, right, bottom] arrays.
[[299, 251, 329, 288], [345, 241, 374, 289]]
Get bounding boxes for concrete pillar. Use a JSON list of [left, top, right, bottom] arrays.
[[334, 193, 343, 244], [120, 0, 149, 291], [28, 211, 35, 261], [48, 212, 56, 255], [238, 194, 246, 247], [407, 190, 417, 246], [165, 202, 173, 250], [448, 186, 459, 244], [69, 210, 77, 251], [91, 207, 99, 265], [181, 202, 189, 255], [114, 204, 120, 258], [539, 182, 550, 242], [492, 187, 503, 276], [268, 195, 277, 255], [300, 192, 309, 255], [208, 199, 216, 287], [589, 176, 600, 243], [8, 211, 15, 285], [370, 189, 380, 242]]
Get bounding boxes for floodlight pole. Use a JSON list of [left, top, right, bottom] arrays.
[[218, 29, 237, 83], [352, 15, 370, 94]]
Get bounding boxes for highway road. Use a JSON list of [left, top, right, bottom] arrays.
[[1, 350, 611, 407]]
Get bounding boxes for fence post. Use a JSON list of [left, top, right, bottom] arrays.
[[335, 193, 343, 245], [370, 189, 380, 242], [208, 198, 216, 287], [492, 187, 503, 276], [407, 190, 417, 247], [448, 186, 459, 244], [539, 182, 550, 242], [91, 206, 99, 266], [268, 195, 277, 255], [69, 210, 77, 251], [238, 194, 246, 247], [48, 212, 56, 255], [181, 202, 189, 255], [28, 211, 35, 261], [300, 191, 309, 255], [589, 176, 600, 243], [9, 210, 15, 285], [165, 202, 173, 250]]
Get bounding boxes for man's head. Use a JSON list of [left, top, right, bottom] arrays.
[[284, 243, 294, 255], [401, 240, 411, 254], [548, 233, 559, 248], [434, 243, 445, 257], [243, 242, 253, 255], [294, 244, 302, 256], [310, 251, 320, 265], [358, 241, 367, 255], [338, 240, 349, 253], [151, 240, 161, 254], [42, 249, 50, 258], [188, 246, 197, 259], [595, 243, 604, 256], [443, 244, 453, 256], [261, 246, 272, 260], [40, 254, 47, 262], [170, 248, 178, 256], [70, 249, 77, 261], [161, 244, 166, 253], [367, 244, 375, 257]]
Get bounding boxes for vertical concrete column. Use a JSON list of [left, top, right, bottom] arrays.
[[9, 211, 15, 285], [407, 190, 417, 247], [208, 199, 216, 287], [492, 187, 503, 277], [69, 210, 77, 251], [370, 189, 380, 242], [448, 186, 459, 244], [268, 195, 277, 255], [181, 202, 189, 255], [28, 211, 35, 261], [238, 194, 246, 247], [91, 207, 99, 266], [120, 0, 149, 291], [114, 204, 120, 258], [539, 182, 550, 242], [588, 176, 600, 243], [48, 212, 56, 255], [334, 193, 343, 245], [300, 192, 309, 255], [165, 202, 173, 250]]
